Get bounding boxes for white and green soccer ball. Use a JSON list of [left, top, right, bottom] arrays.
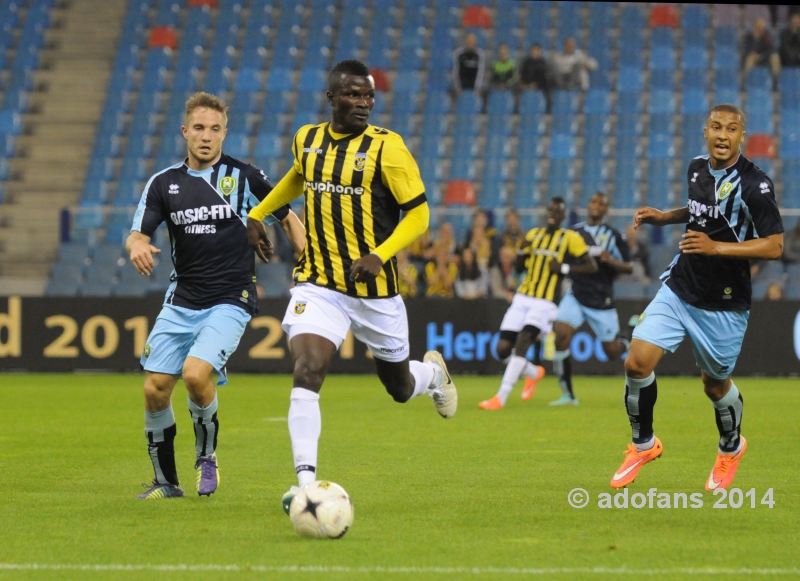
[[289, 480, 354, 539]]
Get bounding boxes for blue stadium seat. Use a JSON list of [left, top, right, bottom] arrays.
[[223, 132, 250, 159], [650, 70, 675, 91], [0, 109, 22, 137], [394, 71, 422, 94], [713, 46, 739, 72], [747, 111, 773, 134], [616, 113, 642, 136], [681, 46, 709, 72], [551, 91, 578, 115], [683, 5, 710, 29], [419, 114, 447, 139], [486, 114, 514, 136], [450, 157, 476, 181], [715, 88, 740, 106], [485, 135, 512, 160], [683, 28, 708, 49], [751, 157, 773, 176], [649, 114, 676, 135], [549, 134, 576, 159], [391, 93, 418, 115], [617, 68, 644, 93], [519, 91, 546, 115], [682, 70, 707, 91], [584, 89, 611, 115], [616, 135, 641, 159], [781, 134, 800, 160], [297, 69, 326, 92], [745, 67, 772, 92], [649, 90, 676, 114], [453, 115, 479, 138], [617, 92, 643, 114], [486, 91, 514, 115], [584, 114, 610, 137], [649, 46, 676, 71], [651, 28, 676, 49], [581, 159, 607, 195], [265, 68, 293, 92], [423, 91, 451, 115], [713, 27, 738, 49], [455, 92, 482, 115], [552, 114, 577, 135], [681, 90, 709, 114]]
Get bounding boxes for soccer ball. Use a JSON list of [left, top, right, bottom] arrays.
[[289, 481, 354, 539]]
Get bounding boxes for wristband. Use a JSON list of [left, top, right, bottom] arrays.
[[561, 263, 570, 275]]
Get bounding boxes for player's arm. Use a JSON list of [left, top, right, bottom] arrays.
[[633, 206, 690, 230], [549, 252, 598, 275], [126, 231, 160, 276], [599, 251, 634, 274], [279, 208, 306, 255], [126, 178, 164, 275], [680, 232, 783, 260], [246, 168, 305, 262]]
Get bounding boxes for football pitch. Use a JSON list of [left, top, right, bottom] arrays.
[[2, 373, 798, 580]]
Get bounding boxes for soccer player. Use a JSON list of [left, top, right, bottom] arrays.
[[479, 197, 598, 410], [548, 192, 633, 406], [610, 105, 784, 490], [127, 93, 305, 499], [245, 60, 457, 514]]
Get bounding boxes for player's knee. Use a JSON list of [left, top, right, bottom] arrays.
[[293, 357, 326, 391], [624, 350, 653, 378], [182, 364, 210, 392], [702, 376, 728, 401], [143, 375, 173, 407]]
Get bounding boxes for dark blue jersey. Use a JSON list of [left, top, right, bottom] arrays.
[[569, 222, 630, 310], [662, 154, 783, 311], [131, 153, 290, 314]]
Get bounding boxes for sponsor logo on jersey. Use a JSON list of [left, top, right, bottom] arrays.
[[354, 152, 367, 172], [242, 290, 249, 299], [305, 180, 365, 196], [219, 176, 237, 196], [723, 286, 733, 300], [760, 181, 770, 194], [691, 172, 699, 183], [184, 224, 217, 234], [169, 184, 180, 195], [294, 300, 307, 315], [143, 345, 151, 358], [170, 204, 233, 225], [718, 182, 734, 200], [688, 199, 720, 220], [372, 127, 389, 135], [303, 147, 324, 155]]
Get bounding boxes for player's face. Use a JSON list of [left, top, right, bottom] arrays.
[[587, 194, 609, 221], [704, 111, 745, 170], [546, 202, 566, 228], [328, 75, 375, 134], [182, 107, 226, 170]]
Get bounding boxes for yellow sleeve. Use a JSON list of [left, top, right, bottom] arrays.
[[247, 168, 305, 222], [380, 136, 426, 207], [568, 231, 589, 257], [372, 203, 429, 263]]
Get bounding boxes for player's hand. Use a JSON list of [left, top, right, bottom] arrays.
[[548, 257, 561, 273], [247, 217, 275, 263], [679, 230, 719, 255], [599, 250, 612, 262], [350, 253, 383, 282], [634, 207, 666, 229], [129, 239, 160, 275]]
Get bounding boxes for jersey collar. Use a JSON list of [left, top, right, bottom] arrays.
[[707, 152, 741, 179], [184, 154, 227, 178], [325, 122, 368, 142]]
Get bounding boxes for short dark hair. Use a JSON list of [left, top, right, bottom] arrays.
[[550, 196, 567, 207], [707, 103, 747, 127], [329, 60, 371, 91], [591, 191, 609, 202]]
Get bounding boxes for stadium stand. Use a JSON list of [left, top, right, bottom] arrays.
[[9, 2, 790, 297]]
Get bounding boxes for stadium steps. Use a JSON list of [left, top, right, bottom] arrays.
[[0, 0, 125, 279]]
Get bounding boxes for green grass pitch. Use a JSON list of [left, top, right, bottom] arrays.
[[1, 373, 798, 580]]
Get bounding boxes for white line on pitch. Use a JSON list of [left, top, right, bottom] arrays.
[[0, 564, 798, 576]]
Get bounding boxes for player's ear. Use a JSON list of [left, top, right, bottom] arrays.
[[181, 125, 188, 139], [326, 90, 335, 105]]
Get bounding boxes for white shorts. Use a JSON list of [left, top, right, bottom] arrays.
[[281, 283, 410, 362], [500, 293, 559, 335]]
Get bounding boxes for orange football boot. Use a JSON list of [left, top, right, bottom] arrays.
[[478, 396, 504, 410], [610, 437, 663, 488], [521, 365, 546, 401], [705, 436, 747, 491]]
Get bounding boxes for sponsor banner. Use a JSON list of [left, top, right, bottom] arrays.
[[1, 296, 798, 375]]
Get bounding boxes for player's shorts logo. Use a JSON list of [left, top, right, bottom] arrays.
[[219, 176, 237, 196], [723, 287, 733, 299], [354, 152, 367, 172], [143, 344, 151, 359], [718, 182, 733, 201], [294, 301, 307, 315]]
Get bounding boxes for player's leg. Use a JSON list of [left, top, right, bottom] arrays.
[[136, 306, 195, 499], [280, 285, 350, 512], [184, 304, 251, 496], [610, 286, 686, 488], [550, 321, 577, 405], [683, 304, 749, 490], [348, 294, 456, 417]]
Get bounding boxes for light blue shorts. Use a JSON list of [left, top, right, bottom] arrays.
[[555, 291, 620, 342], [633, 284, 749, 380], [141, 303, 251, 386]]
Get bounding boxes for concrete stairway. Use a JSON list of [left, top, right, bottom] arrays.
[[0, 0, 126, 288]]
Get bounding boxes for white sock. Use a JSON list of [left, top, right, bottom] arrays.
[[522, 361, 541, 379], [288, 387, 321, 488], [409, 360, 438, 398], [497, 354, 528, 405], [635, 435, 655, 453]]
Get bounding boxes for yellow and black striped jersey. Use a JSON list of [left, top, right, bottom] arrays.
[[291, 122, 427, 298], [516, 227, 588, 302]]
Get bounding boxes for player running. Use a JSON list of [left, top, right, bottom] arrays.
[[127, 93, 305, 499], [548, 192, 633, 406], [610, 104, 784, 490], [245, 60, 457, 514], [479, 197, 598, 410]]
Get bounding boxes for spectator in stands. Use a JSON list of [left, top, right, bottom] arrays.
[[780, 13, 800, 68], [625, 223, 651, 284], [452, 33, 486, 94], [520, 43, 551, 109], [489, 42, 519, 92], [551, 37, 597, 91], [490, 245, 518, 301], [497, 209, 526, 252], [407, 228, 429, 272], [424, 222, 458, 262], [396, 249, 419, 298], [766, 283, 784, 300], [462, 208, 497, 267], [742, 18, 781, 86], [425, 246, 458, 298], [454, 247, 490, 299], [781, 218, 800, 264]]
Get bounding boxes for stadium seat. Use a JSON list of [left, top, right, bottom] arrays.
[[455, 92, 482, 115], [649, 91, 676, 115], [713, 46, 739, 72], [552, 91, 578, 115], [584, 89, 611, 115], [746, 135, 775, 158], [650, 4, 678, 27], [549, 134, 576, 159], [519, 91, 546, 115], [394, 71, 422, 94], [486, 91, 514, 115], [681, 90, 709, 114], [585, 114, 610, 137], [683, 5, 710, 29], [617, 68, 644, 93], [0, 110, 22, 135], [649, 47, 676, 71], [444, 180, 476, 206], [647, 134, 675, 159], [148, 26, 178, 49]]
